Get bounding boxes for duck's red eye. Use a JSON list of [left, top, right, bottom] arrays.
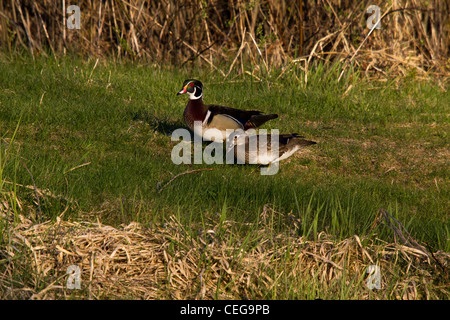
[[189, 82, 194, 87]]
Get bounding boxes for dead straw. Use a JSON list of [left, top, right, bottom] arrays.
[[0, 1, 447, 79], [0, 204, 448, 300]]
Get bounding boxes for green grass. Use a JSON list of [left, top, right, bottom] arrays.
[[0, 55, 448, 250], [0, 54, 448, 299]]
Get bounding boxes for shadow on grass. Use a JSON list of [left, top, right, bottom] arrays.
[[131, 110, 185, 136]]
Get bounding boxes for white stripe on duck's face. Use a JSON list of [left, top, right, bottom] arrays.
[[187, 87, 202, 100]]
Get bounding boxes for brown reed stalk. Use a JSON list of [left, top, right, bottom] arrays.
[[1, 207, 448, 299], [0, 0, 447, 78]]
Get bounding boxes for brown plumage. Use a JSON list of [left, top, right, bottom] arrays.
[[227, 131, 317, 165]]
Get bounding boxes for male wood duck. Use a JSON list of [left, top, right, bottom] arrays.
[[226, 130, 316, 165], [177, 79, 278, 142]]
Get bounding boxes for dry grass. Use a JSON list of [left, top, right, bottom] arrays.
[[1, 200, 448, 300], [0, 0, 448, 79]]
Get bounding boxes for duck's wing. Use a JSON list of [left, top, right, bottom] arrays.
[[207, 105, 278, 129], [206, 105, 262, 127], [264, 134, 316, 154]]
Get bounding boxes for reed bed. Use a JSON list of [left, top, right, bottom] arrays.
[[0, 0, 448, 78], [1, 202, 448, 300]]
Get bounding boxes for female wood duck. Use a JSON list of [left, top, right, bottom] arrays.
[[226, 130, 316, 165], [177, 79, 278, 142]]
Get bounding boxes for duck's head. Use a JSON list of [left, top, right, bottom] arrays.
[[177, 79, 203, 100], [226, 129, 247, 153]]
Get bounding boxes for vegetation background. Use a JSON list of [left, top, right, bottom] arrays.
[[0, 0, 448, 300], [0, 1, 447, 75]]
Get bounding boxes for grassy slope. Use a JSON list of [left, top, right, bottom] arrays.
[[0, 55, 448, 256]]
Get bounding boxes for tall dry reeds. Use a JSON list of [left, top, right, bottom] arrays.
[[0, 0, 448, 77]]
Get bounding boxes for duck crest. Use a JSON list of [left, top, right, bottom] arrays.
[[183, 98, 208, 130]]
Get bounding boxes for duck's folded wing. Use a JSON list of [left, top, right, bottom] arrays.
[[265, 134, 315, 153], [277, 133, 305, 145], [207, 105, 262, 126]]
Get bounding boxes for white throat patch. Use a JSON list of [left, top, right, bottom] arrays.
[[188, 87, 202, 100]]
